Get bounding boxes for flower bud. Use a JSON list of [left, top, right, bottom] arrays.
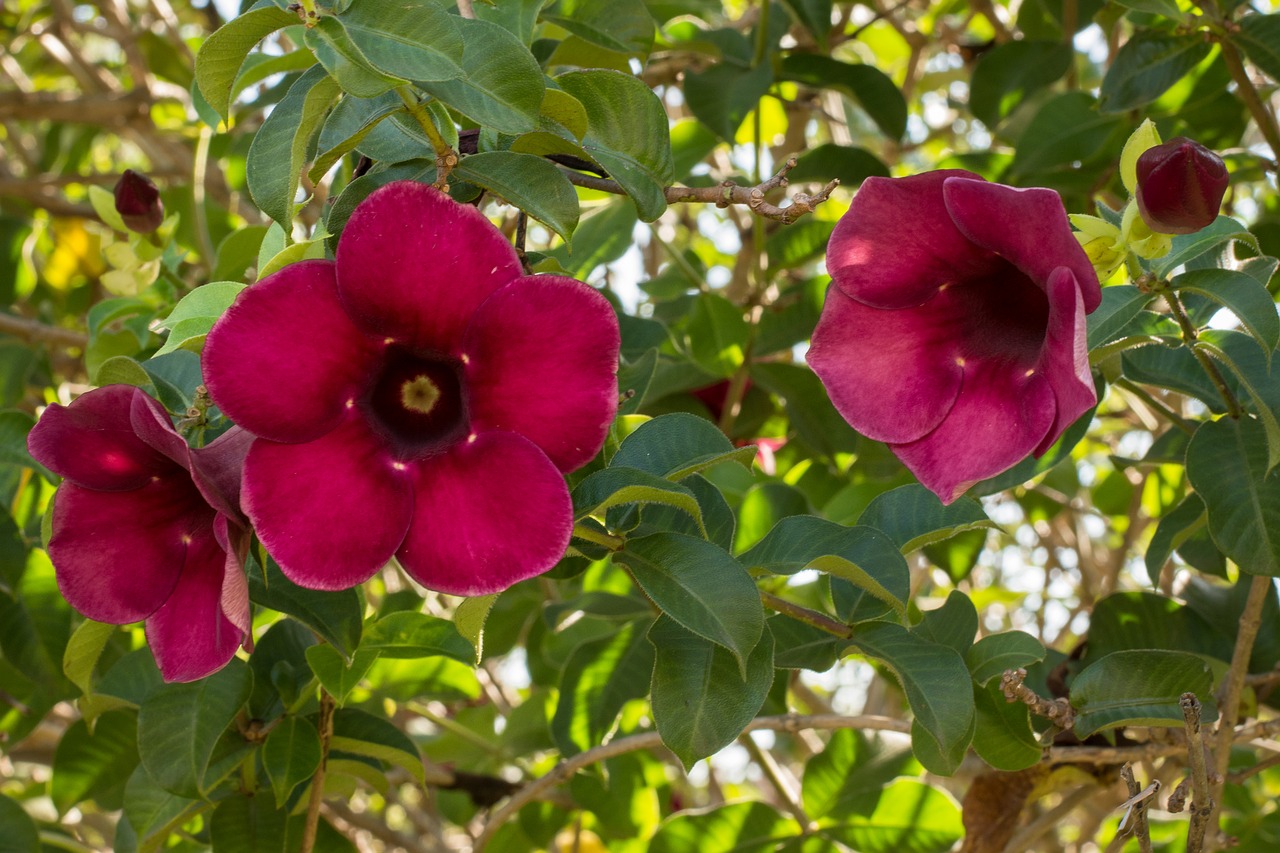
[[1135, 138, 1228, 235], [112, 170, 164, 233]]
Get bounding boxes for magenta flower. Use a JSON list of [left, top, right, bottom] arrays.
[[113, 170, 164, 233], [809, 170, 1102, 504], [1135, 137, 1229, 235], [27, 385, 253, 682], [202, 182, 620, 595]]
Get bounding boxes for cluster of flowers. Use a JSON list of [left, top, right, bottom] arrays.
[[32, 135, 1227, 681], [29, 183, 621, 681]]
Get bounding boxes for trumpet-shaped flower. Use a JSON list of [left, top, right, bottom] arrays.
[[202, 182, 620, 595], [27, 385, 253, 682], [809, 170, 1102, 503]]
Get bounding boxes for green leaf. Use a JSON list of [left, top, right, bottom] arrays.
[[305, 644, 379, 706], [801, 729, 920, 820], [1081, 591, 1234, 667], [858, 484, 996, 553], [556, 70, 675, 221], [683, 61, 774, 143], [248, 555, 363, 660], [551, 619, 655, 755], [780, 54, 906, 140], [51, 710, 138, 815], [648, 616, 774, 768], [971, 681, 1042, 771], [305, 18, 405, 98], [733, 483, 809, 553], [543, 0, 656, 55], [788, 143, 888, 189], [1099, 32, 1211, 113], [196, 5, 298, 120], [649, 801, 799, 853], [1187, 416, 1280, 576], [913, 590, 978, 656], [765, 219, 835, 270], [1121, 341, 1229, 410], [331, 0, 463, 83], [418, 16, 544, 134], [969, 40, 1073, 127], [361, 611, 474, 662], [452, 152, 580, 242], [610, 412, 756, 480], [1112, 0, 1182, 14], [93, 355, 156, 394], [820, 778, 963, 852], [257, 237, 327, 281], [154, 281, 247, 356], [781, 0, 833, 41], [1195, 329, 1280, 470], [966, 631, 1046, 685], [1087, 285, 1154, 350], [0, 794, 40, 853], [1237, 14, 1280, 83], [137, 659, 252, 798], [572, 466, 706, 536], [1009, 92, 1126, 180], [263, 717, 323, 807], [616, 532, 764, 670], [246, 64, 341, 230], [1174, 269, 1280, 356], [1146, 493, 1210, 581], [847, 622, 975, 775], [454, 594, 498, 662], [122, 763, 206, 847], [328, 708, 425, 784], [62, 619, 117, 696], [685, 292, 749, 377], [1070, 649, 1216, 737], [209, 792, 354, 853], [1152, 216, 1260, 278]]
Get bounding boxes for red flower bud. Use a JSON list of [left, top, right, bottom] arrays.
[[113, 169, 164, 233], [1134, 138, 1228, 235]]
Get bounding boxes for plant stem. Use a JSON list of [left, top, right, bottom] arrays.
[[299, 690, 335, 853], [1205, 575, 1272, 850], [760, 591, 852, 638], [571, 522, 625, 552], [1182, 693, 1214, 853], [1217, 37, 1280, 163], [1116, 378, 1197, 434], [1164, 290, 1242, 417], [396, 87, 458, 188]]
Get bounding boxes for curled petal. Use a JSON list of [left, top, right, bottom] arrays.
[[243, 414, 413, 591], [464, 276, 620, 472], [190, 426, 254, 524], [28, 386, 174, 491], [145, 522, 244, 682], [214, 514, 252, 645], [397, 432, 572, 596], [942, 177, 1102, 312], [49, 479, 205, 623], [335, 182, 523, 353], [809, 286, 963, 445], [1033, 267, 1097, 454], [892, 362, 1056, 504], [129, 388, 190, 468], [827, 170, 996, 309], [203, 261, 382, 444]]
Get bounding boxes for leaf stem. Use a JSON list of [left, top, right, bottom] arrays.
[[571, 521, 625, 552], [1216, 36, 1280, 163], [396, 87, 458, 189], [760, 591, 852, 638], [1164, 290, 1242, 417], [299, 689, 335, 853]]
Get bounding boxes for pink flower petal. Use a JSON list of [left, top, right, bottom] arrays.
[[145, 521, 244, 682], [808, 286, 963, 444], [49, 479, 205, 623], [203, 261, 383, 444], [214, 514, 253, 645], [942, 177, 1102, 312], [128, 388, 190, 468], [189, 426, 254, 523], [827, 170, 998, 310], [242, 413, 413, 590], [396, 432, 571, 595], [892, 360, 1056, 504], [28, 386, 174, 491], [1033, 267, 1097, 454], [464, 277, 620, 472], [334, 182, 523, 353]]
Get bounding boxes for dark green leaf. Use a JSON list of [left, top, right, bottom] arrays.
[[1099, 32, 1211, 113], [361, 611, 474, 662], [1173, 268, 1280, 356], [418, 16, 545, 134], [966, 631, 1046, 685], [249, 556, 363, 658], [650, 801, 799, 852], [1146, 493, 1210, 581], [801, 729, 920, 820], [780, 54, 906, 140], [452, 151, 579, 242], [616, 532, 764, 669], [1187, 416, 1280, 576], [305, 18, 404, 98], [51, 710, 138, 815], [684, 61, 773, 143], [1236, 14, 1280, 83], [551, 620, 655, 755], [969, 40, 1073, 127], [610, 412, 755, 480], [543, 0, 656, 54], [1152, 216, 1260, 279], [1196, 329, 1280, 469], [246, 65, 341, 230], [648, 616, 774, 768], [972, 681, 1042, 771], [1009, 92, 1127, 180], [332, 0, 463, 83], [913, 590, 977, 656], [263, 717, 322, 807], [685, 292, 749, 377], [788, 143, 888, 188], [305, 645, 378, 706], [1070, 650, 1216, 737], [780, 0, 833, 41], [0, 794, 40, 853], [1087, 285, 1154, 350], [820, 778, 963, 851], [137, 659, 252, 798], [328, 707, 425, 784], [572, 467, 705, 536], [195, 5, 298, 119], [858, 484, 996, 553], [1081, 591, 1235, 668]]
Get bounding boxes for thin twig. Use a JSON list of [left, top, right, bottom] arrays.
[[0, 314, 88, 348], [1002, 785, 1100, 853], [1001, 668, 1075, 730], [473, 714, 909, 850], [737, 732, 812, 829], [1182, 693, 1214, 853], [1107, 764, 1155, 853], [560, 157, 839, 224], [761, 591, 852, 638], [299, 690, 335, 853], [1217, 36, 1280, 164]]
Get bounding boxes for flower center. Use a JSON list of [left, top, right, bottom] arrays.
[[367, 348, 468, 458]]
